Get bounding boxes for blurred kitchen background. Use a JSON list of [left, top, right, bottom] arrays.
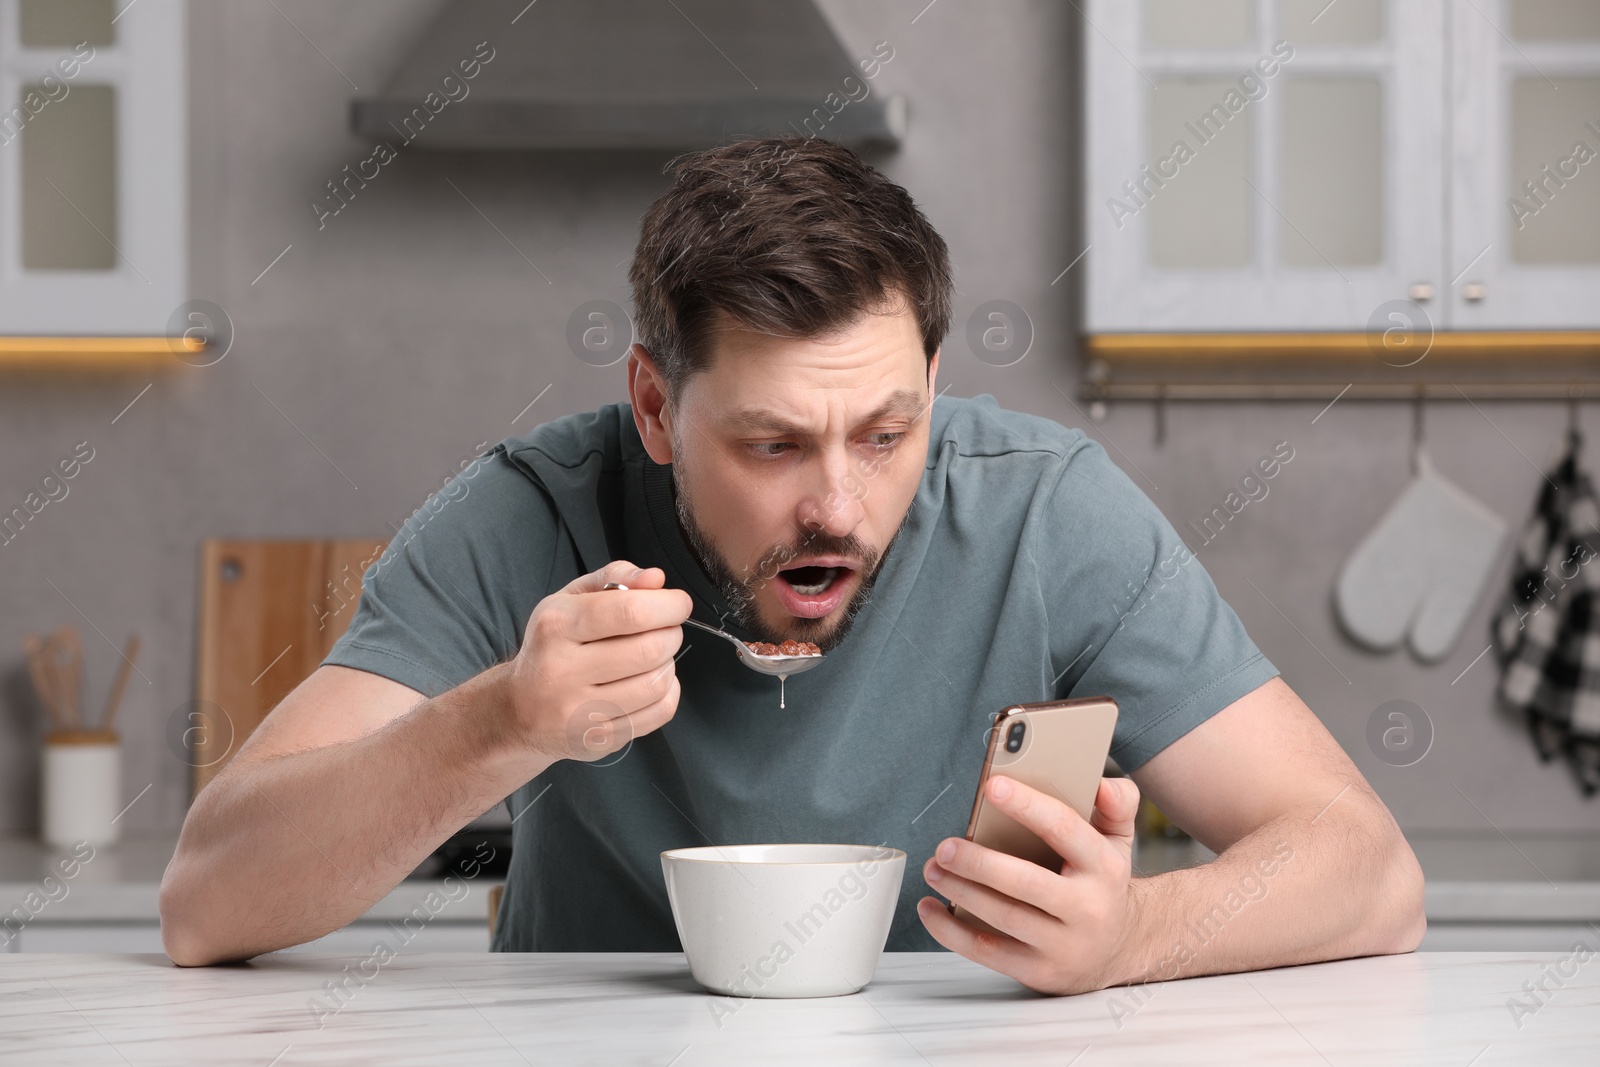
[[1, 0, 1596, 951]]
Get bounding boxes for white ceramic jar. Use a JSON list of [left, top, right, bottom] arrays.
[[42, 731, 122, 847]]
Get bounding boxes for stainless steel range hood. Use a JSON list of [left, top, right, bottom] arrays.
[[349, 0, 906, 150]]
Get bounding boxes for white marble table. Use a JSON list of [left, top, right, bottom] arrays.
[[3, 951, 1596, 1064]]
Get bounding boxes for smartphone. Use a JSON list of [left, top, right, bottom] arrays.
[[949, 696, 1120, 930]]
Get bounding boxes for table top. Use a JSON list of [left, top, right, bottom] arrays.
[[4, 951, 1596, 1065]]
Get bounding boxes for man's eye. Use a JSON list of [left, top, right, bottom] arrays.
[[750, 442, 792, 458], [866, 433, 904, 449]]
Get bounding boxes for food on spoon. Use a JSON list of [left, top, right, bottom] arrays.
[[745, 639, 822, 657]]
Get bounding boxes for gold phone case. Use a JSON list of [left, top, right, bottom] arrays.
[[949, 697, 1120, 931]]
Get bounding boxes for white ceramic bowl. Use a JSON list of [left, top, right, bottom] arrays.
[[661, 843, 906, 998]]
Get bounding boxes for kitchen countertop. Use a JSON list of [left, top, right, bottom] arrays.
[[5, 831, 1599, 925], [1135, 831, 1600, 923], [4, 951, 1596, 1064], [0, 835, 485, 925]]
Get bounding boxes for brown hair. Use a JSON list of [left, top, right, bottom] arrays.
[[629, 135, 951, 404]]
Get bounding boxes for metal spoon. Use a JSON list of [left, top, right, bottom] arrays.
[[602, 582, 824, 705], [679, 616, 827, 678]]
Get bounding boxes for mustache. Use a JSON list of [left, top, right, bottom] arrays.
[[745, 534, 874, 584]]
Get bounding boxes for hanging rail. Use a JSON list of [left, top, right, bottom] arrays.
[[1080, 331, 1600, 402]]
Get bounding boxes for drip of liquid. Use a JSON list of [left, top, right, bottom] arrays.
[[779, 673, 787, 709]]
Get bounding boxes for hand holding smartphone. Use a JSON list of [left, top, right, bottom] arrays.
[[950, 697, 1120, 929]]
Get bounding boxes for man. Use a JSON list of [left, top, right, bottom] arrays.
[[160, 136, 1424, 994]]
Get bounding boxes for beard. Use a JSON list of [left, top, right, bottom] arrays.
[[671, 465, 908, 654]]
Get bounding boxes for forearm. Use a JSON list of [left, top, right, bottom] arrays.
[[160, 662, 546, 965], [1114, 785, 1425, 987]]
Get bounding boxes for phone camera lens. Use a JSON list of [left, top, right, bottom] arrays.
[[1005, 721, 1025, 753]]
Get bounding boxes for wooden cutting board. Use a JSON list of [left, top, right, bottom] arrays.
[[193, 539, 386, 795]]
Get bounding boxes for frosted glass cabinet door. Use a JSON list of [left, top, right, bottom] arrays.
[[1278, 75, 1384, 268], [1451, 1, 1600, 328], [21, 82, 117, 270], [1085, 0, 1445, 331], [1147, 76, 1256, 269], [0, 0, 185, 334]]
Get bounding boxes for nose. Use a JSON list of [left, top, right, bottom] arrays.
[[796, 445, 866, 540]]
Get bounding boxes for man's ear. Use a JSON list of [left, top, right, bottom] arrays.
[[627, 343, 675, 464]]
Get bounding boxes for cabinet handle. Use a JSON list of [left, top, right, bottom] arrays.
[[1408, 282, 1435, 303], [1462, 282, 1486, 303]]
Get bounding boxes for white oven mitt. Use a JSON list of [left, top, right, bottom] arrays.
[[1335, 449, 1506, 662]]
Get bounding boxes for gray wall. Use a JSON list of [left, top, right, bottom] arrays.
[[0, 0, 1592, 837]]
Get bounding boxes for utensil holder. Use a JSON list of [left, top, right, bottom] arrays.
[[42, 730, 122, 847]]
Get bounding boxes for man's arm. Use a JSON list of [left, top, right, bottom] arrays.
[[916, 676, 1425, 994], [1118, 676, 1425, 981], [157, 663, 539, 966], [159, 561, 692, 966]]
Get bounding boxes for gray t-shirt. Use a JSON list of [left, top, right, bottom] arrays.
[[323, 393, 1277, 952]]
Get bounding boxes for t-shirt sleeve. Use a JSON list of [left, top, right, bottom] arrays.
[[322, 447, 563, 699], [1038, 436, 1280, 773]]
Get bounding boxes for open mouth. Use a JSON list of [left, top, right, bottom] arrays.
[[770, 561, 858, 620], [778, 565, 845, 595]]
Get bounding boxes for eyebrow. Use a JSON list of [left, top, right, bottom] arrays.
[[722, 388, 928, 436]]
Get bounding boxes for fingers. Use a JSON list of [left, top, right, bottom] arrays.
[[566, 583, 693, 644], [925, 836, 1068, 914], [570, 623, 685, 686], [591, 655, 682, 715], [914, 896, 1036, 977], [562, 560, 663, 595], [1089, 777, 1141, 846], [567, 673, 682, 760], [921, 856, 1057, 945], [982, 775, 1101, 872], [618, 672, 681, 738]]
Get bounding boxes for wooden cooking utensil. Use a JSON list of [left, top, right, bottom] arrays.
[[49, 626, 84, 730], [100, 635, 140, 734], [23, 634, 64, 731]]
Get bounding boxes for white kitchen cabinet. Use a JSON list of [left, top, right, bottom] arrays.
[[0, 0, 185, 334], [1085, 0, 1600, 332], [1450, 0, 1600, 328]]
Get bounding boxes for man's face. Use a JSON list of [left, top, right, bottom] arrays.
[[633, 299, 938, 652]]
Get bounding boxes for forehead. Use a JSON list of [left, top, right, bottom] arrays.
[[691, 302, 927, 431]]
